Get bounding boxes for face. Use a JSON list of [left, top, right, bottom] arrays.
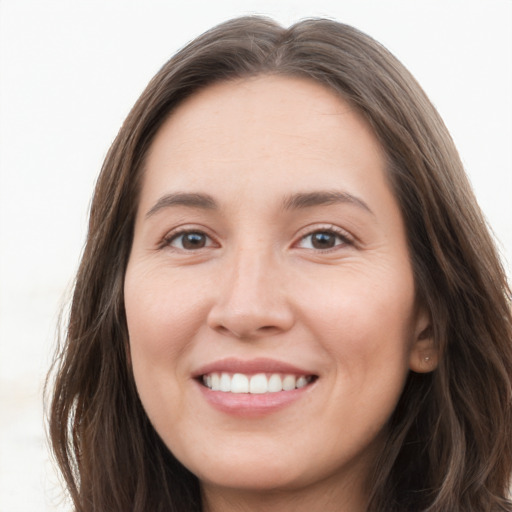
[[124, 76, 433, 505]]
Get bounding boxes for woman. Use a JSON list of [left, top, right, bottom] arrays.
[[47, 16, 512, 511]]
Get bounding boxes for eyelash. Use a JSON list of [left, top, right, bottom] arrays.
[[161, 226, 354, 252]]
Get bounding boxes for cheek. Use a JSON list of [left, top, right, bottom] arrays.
[[124, 266, 209, 362], [124, 265, 213, 435], [298, 262, 416, 347], [296, 263, 416, 402], [302, 271, 415, 442], [123, 264, 213, 427]]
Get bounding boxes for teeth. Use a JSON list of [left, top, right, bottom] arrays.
[[202, 372, 313, 394], [296, 376, 308, 389], [249, 373, 267, 394], [231, 373, 249, 393], [211, 373, 220, 391], [220, 373, 231, 392], [268, 374, 283, 393], [282, 375, 296, 391]]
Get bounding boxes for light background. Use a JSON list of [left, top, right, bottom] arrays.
[[0, 1, 511, 510]]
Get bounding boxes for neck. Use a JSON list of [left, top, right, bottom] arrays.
[[201, 471, 369, 512]]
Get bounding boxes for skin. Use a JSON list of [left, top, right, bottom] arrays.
[[124, 75, 436, 512]]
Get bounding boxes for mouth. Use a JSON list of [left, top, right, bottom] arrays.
[[193, 358, 318, 415], [200, 372, 317, 394]]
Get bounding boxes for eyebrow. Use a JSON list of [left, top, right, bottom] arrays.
[[282, 190, 373, 214], [145, 189, 373, 218], [145, 192, 218, 218]]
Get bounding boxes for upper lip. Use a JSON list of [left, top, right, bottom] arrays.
[[193, 357, 316, 378]]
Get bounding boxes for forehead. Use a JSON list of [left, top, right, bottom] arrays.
[[139, 75, 393, 219], [158, 75, 357, 140], [150, 75, 380, 150]]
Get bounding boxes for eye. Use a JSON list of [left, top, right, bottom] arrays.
[[166, 230, 215, 250], [297, 229, 352, 250]]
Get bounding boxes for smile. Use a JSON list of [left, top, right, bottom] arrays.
[[202, 372, 315, 394], [194, 359, 318, 416]]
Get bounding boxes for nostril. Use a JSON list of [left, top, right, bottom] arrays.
[[215, 325, 229, 333], [212, 324, 281, 339], [258, 326, 280, 333]]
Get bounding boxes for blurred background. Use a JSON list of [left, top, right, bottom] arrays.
[[1, 1, 511, 510]]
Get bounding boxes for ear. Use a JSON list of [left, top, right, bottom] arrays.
[[409, 307, 438, 373]]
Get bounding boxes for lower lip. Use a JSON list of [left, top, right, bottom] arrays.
[[196, 380, 314, 417]]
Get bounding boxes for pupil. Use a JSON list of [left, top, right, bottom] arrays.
[[312, 232, 335, 249], [183, 233, 205, 249]]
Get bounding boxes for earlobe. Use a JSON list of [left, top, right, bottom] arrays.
[[409, 313, 438, 373], [409, 346, 438, 373]]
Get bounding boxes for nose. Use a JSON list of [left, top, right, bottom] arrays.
[[207, 247, 295, 340]]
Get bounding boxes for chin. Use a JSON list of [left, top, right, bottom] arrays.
[[196, 461, 310, 493], [174, 439, 310, 492]]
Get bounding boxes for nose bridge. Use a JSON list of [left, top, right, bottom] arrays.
[[231, 243, 270, 293], [207, 241, 294, 338]]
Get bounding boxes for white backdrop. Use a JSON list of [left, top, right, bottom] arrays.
[[0, 1, 511, 510]]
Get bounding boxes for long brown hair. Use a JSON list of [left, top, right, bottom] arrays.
[[47, 16, 512, 511]]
